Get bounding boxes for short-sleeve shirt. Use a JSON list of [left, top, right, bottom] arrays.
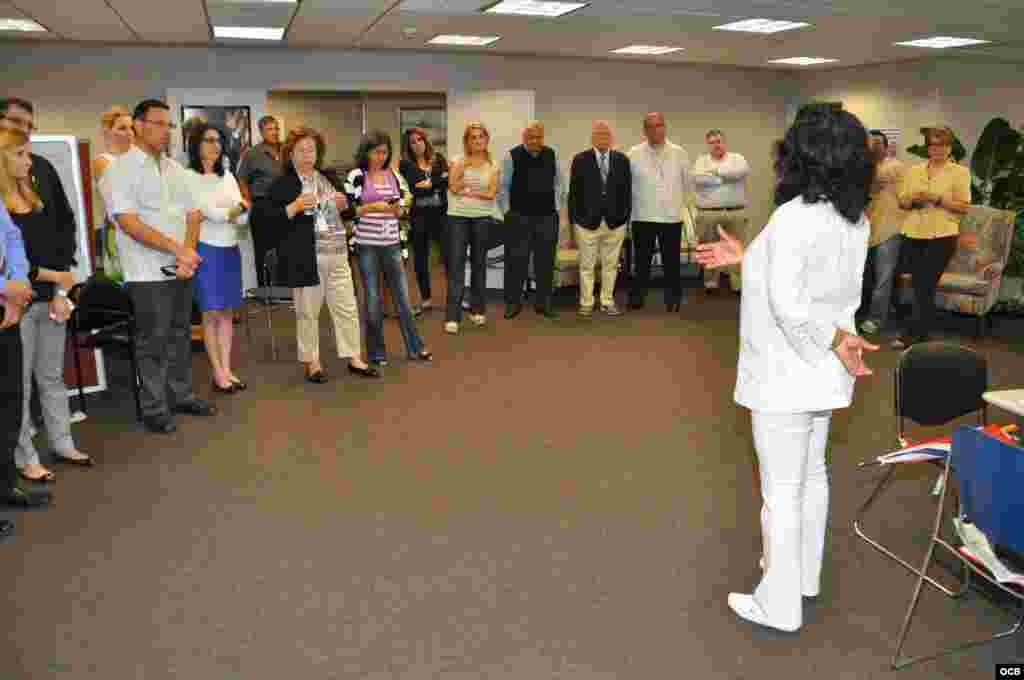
[[898, 161, 971, 240], [107, 146, 197, 282], [236, 143, 283, 199]]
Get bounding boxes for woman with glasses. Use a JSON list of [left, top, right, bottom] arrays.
[[256, 126, 378, 383], [892, 126, 971, 349], [186, 123, 250, 394], [344, 130, 432, 366], [1, 128, 93, 482]]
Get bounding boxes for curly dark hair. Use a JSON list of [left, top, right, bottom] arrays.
[[187, 122, 226, 177], [354, 129, 393, 171], [774, 103, 875, 224]]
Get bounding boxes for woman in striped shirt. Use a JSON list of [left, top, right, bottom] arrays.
[[344, 131, 432, 366]]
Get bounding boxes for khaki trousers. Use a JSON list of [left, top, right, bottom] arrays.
[[695, 208, 749, 290], [575, 222, 626, 309], [293, 250, 362, 363]]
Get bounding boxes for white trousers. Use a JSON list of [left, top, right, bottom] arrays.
[[575, 222, 626, 309], [750, 409, 831, 631]]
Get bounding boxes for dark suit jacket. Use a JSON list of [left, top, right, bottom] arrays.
[[568, 148, 631, 229], [253, 164, 318, 289]]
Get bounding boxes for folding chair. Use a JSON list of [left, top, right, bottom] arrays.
[[243, 248, 293, 360], [891, 424, 1024, 668], [854, 341, 988, 596]]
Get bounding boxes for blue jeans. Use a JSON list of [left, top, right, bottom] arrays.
[[358, 244, 425, 361], [864, 236, 902, 328]]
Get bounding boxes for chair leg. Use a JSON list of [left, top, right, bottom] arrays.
[[854, 464, 966, 598], [72, 331, 88, 416]]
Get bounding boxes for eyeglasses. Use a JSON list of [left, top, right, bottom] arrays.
[[142, 119, 177, 130], [0, 115, 36, 132], [201, 137, 222, 145]]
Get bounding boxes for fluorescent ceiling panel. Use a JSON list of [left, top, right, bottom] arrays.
[[769, 57, 838, 65], [713, 18, 810, 33], [213, 25, 285, 40], [0, 18, 47, 32], [483, 1, 587, 17], [611, 45, 683, 55], [428, 34, 501, 46], [894, 36, 990, 48]]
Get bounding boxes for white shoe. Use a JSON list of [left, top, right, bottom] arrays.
[[469, 313, 486, 327], [420, 299, 433, 310], [727, 593, 800, 632], [444, 321, 459, 334]]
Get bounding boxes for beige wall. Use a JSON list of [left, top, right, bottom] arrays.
[[266, 92, 363, 169], [0, 44, 794, 234], [795, 57, 1024, 167]]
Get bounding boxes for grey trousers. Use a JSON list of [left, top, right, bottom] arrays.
[[126, 279, 196, 418], [16, 302, 76, 467]]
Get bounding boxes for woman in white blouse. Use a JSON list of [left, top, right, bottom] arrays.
[[186, 123, 250, 394], [697, 104, 879, 632], [93, 105, 134, 282]]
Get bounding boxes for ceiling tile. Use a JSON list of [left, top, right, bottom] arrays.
[[207, 2, 297, 27], [106, 0, 210, 43], [4, 0, 135, 41]]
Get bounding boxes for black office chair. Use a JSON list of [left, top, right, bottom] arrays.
[[854, 341, 988, 596], [68, 276, 142, 422]]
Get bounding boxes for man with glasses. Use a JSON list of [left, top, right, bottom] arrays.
[[107, 99, 216, 434]]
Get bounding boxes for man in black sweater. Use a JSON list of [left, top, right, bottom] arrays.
[[499, 121, 563, 320], [568, 121, 631, 317]]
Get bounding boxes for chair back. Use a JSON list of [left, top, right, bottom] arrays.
[[952, 425, 1024, 555], [72, 275, 134, 332], [896, 341, 987, 442]]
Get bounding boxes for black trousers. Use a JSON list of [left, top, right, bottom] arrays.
[[125, 279, 196, 418], [630, 221, 683, 304], [901, 234, 958, 339], [446, 216, 491, 322], [504, 212, 558, 308], [0, 324, 22, 489], [411, 205, 447, 301], [249, 198, 274, 287]]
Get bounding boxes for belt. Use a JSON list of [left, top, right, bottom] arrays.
[[700, 206, 745, 211]]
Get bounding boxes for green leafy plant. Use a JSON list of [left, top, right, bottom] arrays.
[[970, 118, 1024, 276]]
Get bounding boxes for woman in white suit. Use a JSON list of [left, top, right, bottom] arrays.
[[697, 104, 879, 632]]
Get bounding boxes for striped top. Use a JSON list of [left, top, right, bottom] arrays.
[[346, 168, 409, 247], [448, 158, 498, 219]]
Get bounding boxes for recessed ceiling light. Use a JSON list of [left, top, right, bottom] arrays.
[[484, 1, 588, 17], [714, 18, 809, 34], [213, 26, 285, 40], [894, 36, 990, 49], [428, 35, 501, 46], [0, 18, 46, 32], [611, 45, 684, 55], [769, 57, 838, 65]]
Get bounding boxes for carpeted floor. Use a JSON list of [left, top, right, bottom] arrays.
[[2, 277, 1022, 679]]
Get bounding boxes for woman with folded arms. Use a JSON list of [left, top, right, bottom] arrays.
[[257, 126, 378, 383], [344, 130, 432, 366], [399, 127, 448, 313], [0, 128, 93, 482], [697, 104, 879, 632], [186, 123, 250, 394]]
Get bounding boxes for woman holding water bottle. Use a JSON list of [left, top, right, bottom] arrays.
[[256, 126, 379, 384]]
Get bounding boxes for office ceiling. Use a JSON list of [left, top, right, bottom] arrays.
[[1, 0, 1021, 70]]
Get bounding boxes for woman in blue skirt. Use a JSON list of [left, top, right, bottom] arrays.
[[187, 123, 249, 394]]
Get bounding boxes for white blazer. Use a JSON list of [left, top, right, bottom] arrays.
[[734, 197, 869, 414]]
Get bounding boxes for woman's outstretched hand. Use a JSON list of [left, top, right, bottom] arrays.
[[695, 226, 744, 269]]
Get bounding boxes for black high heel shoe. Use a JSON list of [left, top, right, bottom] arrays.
[[348, 363, 381, 378], [230, 378, 248, 391], [212, 381, 237, 394]]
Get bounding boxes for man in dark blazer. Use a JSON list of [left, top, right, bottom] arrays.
[[568, 121, 631, 316]]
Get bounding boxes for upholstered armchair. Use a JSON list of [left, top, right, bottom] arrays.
[[897, 205, 1015, 335]]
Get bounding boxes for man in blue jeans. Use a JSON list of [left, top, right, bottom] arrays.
[[860, 130, 907, 335]]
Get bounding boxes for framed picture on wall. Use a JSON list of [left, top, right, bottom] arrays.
[[180, 105, 252, 172], [399, 108, 447, 158]]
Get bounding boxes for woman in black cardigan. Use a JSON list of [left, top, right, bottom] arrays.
[[255, 126, 378, 383], [398, 128, 448, 311]]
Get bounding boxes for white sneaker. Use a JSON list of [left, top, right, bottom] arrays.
[[727, 593, 800, 632], [444, 321, 459, 334], [420, 299, 433, 310], [469, 314, 486, 327]]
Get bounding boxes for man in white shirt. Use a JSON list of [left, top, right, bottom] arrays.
[[692, 129, 750, 294], [627, 113, 691, 312], [108, 100, 215, 434]]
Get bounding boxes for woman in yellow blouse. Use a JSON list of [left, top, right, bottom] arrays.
[[893, 126, 970, 349]]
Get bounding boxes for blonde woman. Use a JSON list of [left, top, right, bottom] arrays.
[[445, 122, 499, 333], [93, 105, 134, 281], [1, 128, 93, 483]]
